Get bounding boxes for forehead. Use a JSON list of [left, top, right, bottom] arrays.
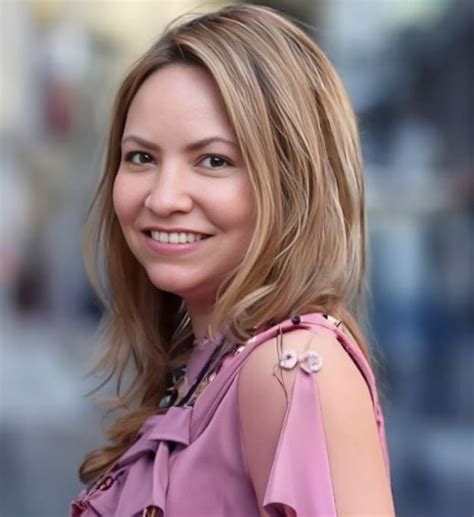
[[124, 63, 235, 138]]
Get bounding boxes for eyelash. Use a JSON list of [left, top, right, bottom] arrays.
[[123, 151, 153, 166], [200, 155, 232, 170], [123, 151, 232, 170]]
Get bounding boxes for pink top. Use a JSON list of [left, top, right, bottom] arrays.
[[71, 312, 391, 516]]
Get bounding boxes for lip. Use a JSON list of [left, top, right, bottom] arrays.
[[143, 231, 210, 256], [143, 226, 212, 236]]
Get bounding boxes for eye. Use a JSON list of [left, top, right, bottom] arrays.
[[124, 151, 154, 166], [199, 155, 231, 170]]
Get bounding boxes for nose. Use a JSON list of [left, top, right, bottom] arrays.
[[144, 160, 193, 216]]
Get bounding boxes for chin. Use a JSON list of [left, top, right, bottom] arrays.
[[143, 260, 227, 300], [147, 277, 187, 296], [145, 271, 201, 299]]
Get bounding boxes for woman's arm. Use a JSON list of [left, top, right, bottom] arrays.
[[238, 329, 395, 517]]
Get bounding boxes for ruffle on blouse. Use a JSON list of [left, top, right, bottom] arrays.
[[71, 406, 193, 517], [262, 366, 336, 516]]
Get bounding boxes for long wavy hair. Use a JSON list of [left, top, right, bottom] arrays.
[[79, 3, 374, 484]]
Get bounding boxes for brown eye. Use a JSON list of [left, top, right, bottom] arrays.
[[125, 151, 154, 165], [200, 155, 231, 170]]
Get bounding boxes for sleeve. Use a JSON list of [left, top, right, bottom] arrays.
[[237, 329, 394, 517]]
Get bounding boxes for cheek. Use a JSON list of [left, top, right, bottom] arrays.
[[112, 173, 138, 225], [208, 178, 255, 232]]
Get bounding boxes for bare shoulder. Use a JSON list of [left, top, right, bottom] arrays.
[[238, 328, 395, 516], [238, 328, 372, 407]]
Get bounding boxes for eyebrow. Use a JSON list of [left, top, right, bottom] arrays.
[[121, 134, 239, 152]]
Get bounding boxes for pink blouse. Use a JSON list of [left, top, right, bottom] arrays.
[[71, 312, 391, 516]]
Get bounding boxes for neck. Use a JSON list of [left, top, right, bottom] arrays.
[[186, 301, 213, 341]]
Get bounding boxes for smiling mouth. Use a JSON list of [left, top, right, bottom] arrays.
[[144, 230, 211, 244]]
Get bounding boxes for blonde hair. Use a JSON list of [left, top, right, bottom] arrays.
[[80, 3, 373, 484]]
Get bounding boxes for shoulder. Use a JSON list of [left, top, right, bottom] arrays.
[[237, 328, 394, 515], [238, 328, 372, 410]]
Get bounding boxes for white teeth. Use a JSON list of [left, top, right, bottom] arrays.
[[149, 231, 206, 244]]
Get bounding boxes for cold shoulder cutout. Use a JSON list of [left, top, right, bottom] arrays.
[[71, 313, 393, 517], [238, 327, 395, 517]]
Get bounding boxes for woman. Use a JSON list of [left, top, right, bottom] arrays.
[[72, 4, 395, 516]]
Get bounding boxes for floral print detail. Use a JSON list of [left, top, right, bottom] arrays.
[[279, 349, 298, 369], [298, 351, 323, 373], [158, 368, 187, 409], [279, 349, 323, 373]]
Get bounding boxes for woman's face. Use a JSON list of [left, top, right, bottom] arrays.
[[113, 63, 255, 307]]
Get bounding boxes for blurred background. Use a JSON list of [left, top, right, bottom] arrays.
[[0, 0, 472, 515]]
